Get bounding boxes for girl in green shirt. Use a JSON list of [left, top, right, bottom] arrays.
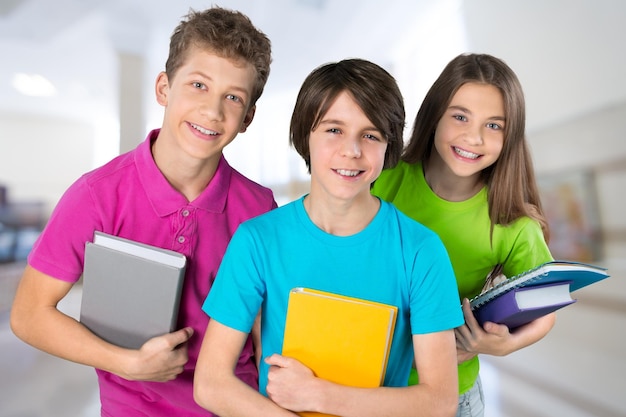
[[372, 53, 555, 417]]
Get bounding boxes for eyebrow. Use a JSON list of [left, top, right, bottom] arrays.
[[189, 71, 251, 97], [447, 105, 506, 122], [318, 119, 346, 127], [318, 119, 381, 132]]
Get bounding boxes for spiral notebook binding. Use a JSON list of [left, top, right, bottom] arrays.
[[470, 265, 549, 308], [469, 260, 609, 312]]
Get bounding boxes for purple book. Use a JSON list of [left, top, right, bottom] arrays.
[[470, 260, 609, 329], [473, 280, 576, 329]]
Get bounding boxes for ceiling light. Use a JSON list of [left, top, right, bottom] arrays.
[[12, 72, 57, 97]]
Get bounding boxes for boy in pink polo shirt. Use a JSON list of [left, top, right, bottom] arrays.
[[10, 7, 275, 417]]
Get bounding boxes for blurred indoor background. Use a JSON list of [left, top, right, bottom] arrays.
[[0, 0, 624, 416]]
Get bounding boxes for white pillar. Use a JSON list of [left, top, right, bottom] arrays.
[[118, 51, 145, 154]]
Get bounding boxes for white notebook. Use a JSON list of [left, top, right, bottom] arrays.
[[80, 231, 187, 349]]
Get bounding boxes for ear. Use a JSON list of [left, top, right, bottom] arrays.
[[239, 105, 256, 133], [155, 72, 169, 106]]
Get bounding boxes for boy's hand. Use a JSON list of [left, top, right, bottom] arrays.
[[122, 327, 194, 381], [265, 354, 317, 412]]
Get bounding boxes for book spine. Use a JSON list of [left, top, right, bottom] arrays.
[[474, 289, 520, 324]]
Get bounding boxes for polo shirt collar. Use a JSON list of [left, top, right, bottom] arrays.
[[136, 129, 232, 217]]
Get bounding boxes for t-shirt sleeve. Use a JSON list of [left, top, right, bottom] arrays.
[[28, 176, 100, 282], [202, 222, 265, 333], [502, 217, 553, 278], [409, 231, 465, 334]]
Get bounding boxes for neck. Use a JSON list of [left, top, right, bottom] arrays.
[[303, 192, 380, 237], [424, 153, 484, 202], [151, 135, 220, 202]]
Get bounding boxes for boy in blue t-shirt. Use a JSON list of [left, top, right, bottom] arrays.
[[194, 59, 464, 416]]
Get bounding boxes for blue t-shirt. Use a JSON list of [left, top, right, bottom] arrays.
[[203, 197, 463, 395]]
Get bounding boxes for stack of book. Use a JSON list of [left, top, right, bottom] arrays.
[[470, 261, 609, 329]]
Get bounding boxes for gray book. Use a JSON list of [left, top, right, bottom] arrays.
[[80, 231, 187, 349]]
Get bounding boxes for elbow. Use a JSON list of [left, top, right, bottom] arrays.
[[423, 395, 458, 417], [432, 377, 460, 417], [435, 390, 459, 417], [442, 397, 459, 417], [420, 383, 458, 417], [193, 373, 221, 413], [9, 303, 29, 343], [193, 381, 211, 411]]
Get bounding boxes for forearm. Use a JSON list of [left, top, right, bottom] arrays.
[[195, 320, 298, 417], [290, 332, 458, 417], [311, 381, 456, 417], [498, 312, 556, 356], [195, 372, 296, 417], [11, 295, 135, 374], [10, 266, 141, 378]]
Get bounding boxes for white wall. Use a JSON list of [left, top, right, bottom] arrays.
[[530, 102, 626, 175], [529, 102, 626, 263], [0, 113, 94, 215], [3, 99, 625, 264]]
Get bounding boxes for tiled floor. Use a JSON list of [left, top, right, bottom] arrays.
[[1, 261, 624, 417]]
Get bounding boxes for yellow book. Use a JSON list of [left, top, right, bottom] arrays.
[[282, 288, 398, 417]]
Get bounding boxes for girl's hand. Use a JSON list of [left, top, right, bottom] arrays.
[[454, 299, 512, 360], [265, 354, 318, 412]]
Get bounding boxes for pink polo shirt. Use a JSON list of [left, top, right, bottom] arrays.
[[28, 129, 277, 416]]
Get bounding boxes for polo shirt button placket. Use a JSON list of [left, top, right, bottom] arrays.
[[175, 208, 190, 248], [176, 207, 195, 249]]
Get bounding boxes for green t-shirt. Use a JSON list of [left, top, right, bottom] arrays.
[[372, 160, 553, 394]]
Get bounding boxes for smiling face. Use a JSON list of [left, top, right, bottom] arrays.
[[308, 91, 388, 204], [155, 46, 257, 164], [432, 82, 505, 181]]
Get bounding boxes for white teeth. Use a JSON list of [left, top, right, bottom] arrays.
[[336, 169, 360, 177], [191, 123, 217, 135], [454, 147, 479, 159]]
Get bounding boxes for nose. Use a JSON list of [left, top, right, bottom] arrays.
[[463, 125, 483, 146], [199, 94, 224, 121], [341, 136, 362, 158]]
